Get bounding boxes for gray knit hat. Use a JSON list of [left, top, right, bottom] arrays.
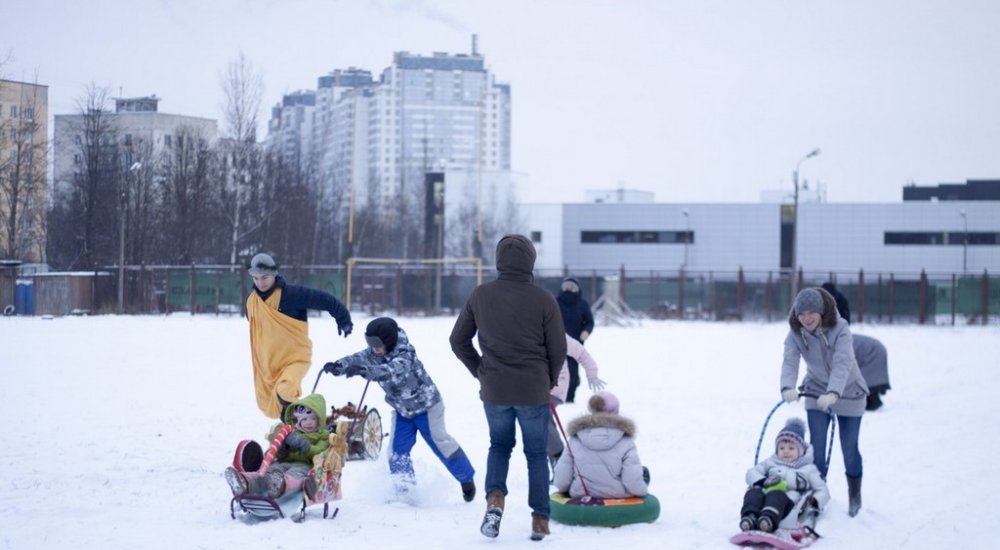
[[793, 288, 824, 315], [248, 253, 278, 275]]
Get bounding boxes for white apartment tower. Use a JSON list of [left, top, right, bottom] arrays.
[[267, 44, 512, 210]]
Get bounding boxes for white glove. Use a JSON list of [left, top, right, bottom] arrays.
[[781, 389, 799, 403], [588, 378, 606, 392], [816, 392, 839, 411]]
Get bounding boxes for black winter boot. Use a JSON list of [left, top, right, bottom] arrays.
[[462, 480, 476, 502], [847, 474, 862, 517]]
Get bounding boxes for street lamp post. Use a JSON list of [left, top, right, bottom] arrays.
[[118, 162, 141, 314], [960, 209, 968, 275], [790, 148, 820, 301]]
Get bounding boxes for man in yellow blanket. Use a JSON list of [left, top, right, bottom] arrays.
[[246, 253, 353, 418]]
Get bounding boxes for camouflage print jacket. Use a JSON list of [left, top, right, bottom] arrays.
[[336, 329, 441, 419]]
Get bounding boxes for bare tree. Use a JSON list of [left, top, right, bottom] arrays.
[[218, 52, 264, 266], [159, 126, 215, 263], [0, 75, 49, 262], [48, 85, 121, 269]]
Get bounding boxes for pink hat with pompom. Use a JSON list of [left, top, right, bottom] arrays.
[[588, 391, 620, 414]]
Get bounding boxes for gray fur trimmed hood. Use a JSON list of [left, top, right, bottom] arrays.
[[566, 412, 636, 438]]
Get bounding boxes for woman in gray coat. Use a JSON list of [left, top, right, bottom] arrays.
[[781, 287, 869, 517], [553, 391, 649, 499]]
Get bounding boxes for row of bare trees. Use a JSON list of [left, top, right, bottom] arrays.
[[41, 54, 517, 271], [0, 56, 48, 263]]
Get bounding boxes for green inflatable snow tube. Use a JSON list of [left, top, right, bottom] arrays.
[[549, 492, 660, 527]]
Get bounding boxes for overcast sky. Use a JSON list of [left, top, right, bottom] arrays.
[[6, 0, 1000, 204]]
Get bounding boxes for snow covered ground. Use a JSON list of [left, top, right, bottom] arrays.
[[2, 314, 997, 549]]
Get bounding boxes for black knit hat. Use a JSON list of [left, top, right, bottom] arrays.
[[365, 317, 399, 352]]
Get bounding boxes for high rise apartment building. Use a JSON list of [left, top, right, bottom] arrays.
[[0, 79, 49, 263], [267, 47, 512, 210]]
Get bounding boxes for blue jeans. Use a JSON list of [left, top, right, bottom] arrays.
[[483, 402, 551, 518], [807, 409, 863, 479]]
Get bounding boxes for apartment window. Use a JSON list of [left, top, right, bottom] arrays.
[[124, 134, 133, 146], [164, 135, 172, 147], [530, 231, 542, 243], [9, 105, 16, 117], [24, 108, 34, 120], [10, 129, 15, 141]]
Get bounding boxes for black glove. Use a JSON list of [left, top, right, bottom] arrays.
[[285, 432, 311, 454], [323, 361, 345, 376], [344, 364, 365, 378], [338, 323, 353, 337]]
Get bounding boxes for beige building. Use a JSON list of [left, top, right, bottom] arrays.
[[0, 79, 49, 263], [53, 95, 218, 197]]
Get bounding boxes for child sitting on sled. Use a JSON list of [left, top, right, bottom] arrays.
[[323, 317, 476, 502], [552, 391, 650, 499], [224, 393, 330, 500], [740, 418, 830, 532]]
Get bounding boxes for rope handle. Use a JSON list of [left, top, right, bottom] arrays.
[[550, 402, 591, 498]]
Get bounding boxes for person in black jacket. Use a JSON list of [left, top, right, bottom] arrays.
[[556, 277, 595, 403], [821, 281, 890, 411], [821, 282, 851, 324], [246, 253, 353, 419], [450, 235, 567, 541]]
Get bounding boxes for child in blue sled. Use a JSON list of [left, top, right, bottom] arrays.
[[324, 317, 476, 502], [739, 418, 830, 533]]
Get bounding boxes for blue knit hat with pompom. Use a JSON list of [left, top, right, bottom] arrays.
[[776, 418, 807, 456]]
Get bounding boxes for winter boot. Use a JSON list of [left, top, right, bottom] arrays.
[[847, 474, 862, 517], [739, 513, 757, 532], [303, 476, 318, 502], [480, 490, 505, 538], [530, 514, 550, 541], [224, 466, 249, 497], [462, 480, 476, 503], [866, 393, 883, 411], [757, 514, 775, 533]]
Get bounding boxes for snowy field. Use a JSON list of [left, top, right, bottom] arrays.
[[1, 314, 997, 549]]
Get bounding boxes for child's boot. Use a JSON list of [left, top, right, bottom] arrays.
[[739, 513, 757, 532], [224, 467, 248, 496], [757, 508, 778, 533], [461, 480, 476, 502], [530, 514, 550, 541], [847, 474, 862, 517], [480, 490, 504, 538]]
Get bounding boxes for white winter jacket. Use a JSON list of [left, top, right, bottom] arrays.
[[553, 412, 648, 499]]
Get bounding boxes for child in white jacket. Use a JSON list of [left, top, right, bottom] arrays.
[[740, 418, 830, 532], [552, 392, 648, 499]]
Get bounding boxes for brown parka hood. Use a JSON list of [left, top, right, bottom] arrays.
[[495, 234, 536, 281], [788, 287, 840, 331]]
